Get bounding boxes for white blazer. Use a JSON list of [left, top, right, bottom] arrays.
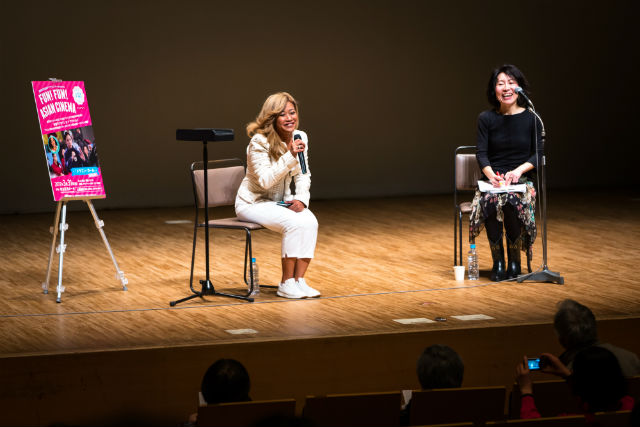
[[235, 130, 311, 208]]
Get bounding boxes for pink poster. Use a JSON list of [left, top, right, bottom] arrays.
[[32, 81, 106, 201]]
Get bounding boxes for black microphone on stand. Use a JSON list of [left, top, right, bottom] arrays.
[[515, 87, 535, 110], [294, 133, 307, 174]]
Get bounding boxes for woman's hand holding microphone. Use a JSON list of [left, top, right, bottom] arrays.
[[285, 136, 307, 213], [287, 136, 305, 156]]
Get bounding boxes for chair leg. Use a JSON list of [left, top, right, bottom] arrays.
[[458, 210, 463, 266], [243, 229, 253, 295], [454, 207, 458, 266], [174, 221, 256, 305], [243, 228, 276, 290]]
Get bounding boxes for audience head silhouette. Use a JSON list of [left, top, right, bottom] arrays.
[[553, 299, 597, 350], [201, 358, 251, 404], [416, 344, 464, 389], [570, 346, 627, 412]]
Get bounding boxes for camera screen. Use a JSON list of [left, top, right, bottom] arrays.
[[528, 358, 541, 370]]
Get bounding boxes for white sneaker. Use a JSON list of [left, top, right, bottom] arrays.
[[297, 278, 321, 298], [277, 278, 307, 299]]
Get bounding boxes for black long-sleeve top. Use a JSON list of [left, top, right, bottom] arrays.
[[476, 109, 542, 178]]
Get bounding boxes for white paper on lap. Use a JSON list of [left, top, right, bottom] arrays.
[[478, 180, 527, 194]]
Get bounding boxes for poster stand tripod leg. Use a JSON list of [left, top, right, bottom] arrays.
[[43, 200, 62, 294], [55, 201, 69, 302], [41, 198, 128, 303], [41, 200, 68, 301], [85, 200, 128, 290]]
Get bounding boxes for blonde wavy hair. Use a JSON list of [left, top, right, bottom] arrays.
[[246, 92, 298, 161]]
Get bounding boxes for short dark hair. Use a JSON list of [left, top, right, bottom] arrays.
[[416, 344, 464, 389], [553, 299, 598, 350], [570, 346, 627, 412], [486, 64, 531, 110], [201, 359, 250, 404]]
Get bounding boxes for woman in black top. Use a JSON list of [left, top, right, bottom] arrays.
[[470, 64, 541, 281]]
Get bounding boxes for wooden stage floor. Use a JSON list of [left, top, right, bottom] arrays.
[[1, 191, 639, 425], [1, 191, 639, 357]]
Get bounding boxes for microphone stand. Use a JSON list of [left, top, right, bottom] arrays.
[[516, 105, 564, 284]]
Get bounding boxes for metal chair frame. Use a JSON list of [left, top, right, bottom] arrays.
[[453, 146, 534, 274], [186, 158, 275, 303], [453, 145, 480, 266]]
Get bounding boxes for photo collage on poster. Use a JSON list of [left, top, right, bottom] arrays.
[[42, 126, 99, 178]]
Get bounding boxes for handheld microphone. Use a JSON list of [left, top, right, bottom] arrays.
[[294, 134, 307, 174], [514, 87, 535, 109]]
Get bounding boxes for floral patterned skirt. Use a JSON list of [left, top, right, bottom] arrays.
[[469, 181, 537, 257]]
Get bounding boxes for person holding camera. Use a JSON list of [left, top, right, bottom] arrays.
[[515, 347, 634, 420]]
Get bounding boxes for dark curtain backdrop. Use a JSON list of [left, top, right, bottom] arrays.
[[1, 0, 636, 213]]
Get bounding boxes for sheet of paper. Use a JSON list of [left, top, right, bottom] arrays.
[[451, 314, 495, 321], [393, 318, 436, 325], [478, 180, 526, 194], [225, 328, 258, 334]]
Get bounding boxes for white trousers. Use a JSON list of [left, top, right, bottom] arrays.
[[236, 201, 318, 259]]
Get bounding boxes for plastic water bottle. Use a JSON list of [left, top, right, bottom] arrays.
[[467, 244, 479, 280], [250, 258, 260, 296]]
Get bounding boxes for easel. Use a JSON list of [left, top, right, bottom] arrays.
[[42, 196, 128, 302]]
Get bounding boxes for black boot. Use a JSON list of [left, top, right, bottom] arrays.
[[506, 235, 522, 279], [489, 236, 506, 281]]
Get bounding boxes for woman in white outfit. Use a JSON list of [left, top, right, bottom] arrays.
[[235, 92, 320, 299]]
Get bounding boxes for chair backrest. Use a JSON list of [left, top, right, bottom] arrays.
[[509, 380, 579, 419], [303, 391, 402, 427], [487, 414, 587, 426], [628, 375, 640, 400], [409, 386, 507, 425], [196, 398, 296, 427], [455, 150, 482, 192], [592, 410, 632, 427], [191, 159, 245, 208]]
